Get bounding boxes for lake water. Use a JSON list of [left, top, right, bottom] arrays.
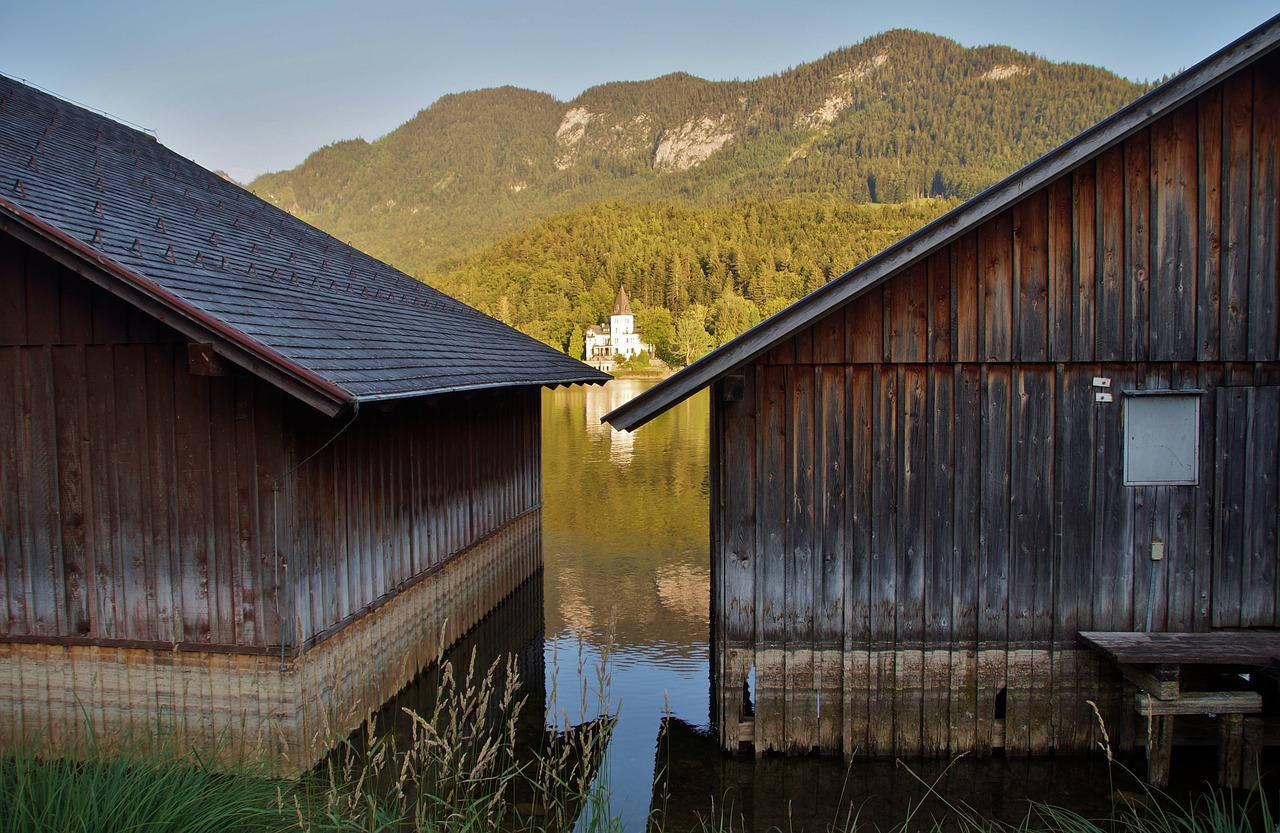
[[538, 380, 1156, 831], [542, 379, 714, 830], [385, 379, 1231, 832]]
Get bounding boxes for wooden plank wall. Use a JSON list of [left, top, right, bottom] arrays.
[[2, 234, 544, 656], [1, 235, 292, 649], [0, 511, 544, 774], [285, 386, 542, 649], [711, 58, 1280, 758], [804, 57, 1276, 372]]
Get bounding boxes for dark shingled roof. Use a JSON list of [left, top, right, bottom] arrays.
[[0, 75, 609, 415], [604, 13, 1280, 432]]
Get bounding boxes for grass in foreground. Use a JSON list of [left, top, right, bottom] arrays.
[[3, 650, 1272, 833], [300, 646, 616, 832], [1, 643, 618, 833], [670, 777, 1277, 833], [0, 733, 288, 833], [1022, 787, 1275, 833]]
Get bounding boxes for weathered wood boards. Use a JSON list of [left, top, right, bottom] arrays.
[[710, 57, 1280, 759], [0, 510, 544, 775], [1, 240, 550, 771], [1080, 630, 1274, 785], [4, 257, 546, 652], [1079, 630, 1280, 666]]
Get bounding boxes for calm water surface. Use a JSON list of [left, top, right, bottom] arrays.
[[538, 380, 1157, 832], [386, 379, 1228, 832], [542, 379, 714, 830]]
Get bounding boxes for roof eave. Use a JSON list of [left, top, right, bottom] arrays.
[[355, 374, 611, 405], [604, 12, 1280, 433], [1, 201, 357, 417]]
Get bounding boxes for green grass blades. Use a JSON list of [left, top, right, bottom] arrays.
[[0, 732, 289, 833]]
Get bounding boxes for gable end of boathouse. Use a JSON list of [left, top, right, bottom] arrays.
[[606, 16, 1280, 761]]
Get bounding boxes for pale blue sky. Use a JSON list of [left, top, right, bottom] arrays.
[[4, 1, 1275, 183]]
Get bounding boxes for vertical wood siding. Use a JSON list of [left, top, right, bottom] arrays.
[[719, 360, 1280, 756], [2, 236, 545, 655], [714, 59, 1280, 758], [0, 513, 543, 775], [285, 388, 543, 649]]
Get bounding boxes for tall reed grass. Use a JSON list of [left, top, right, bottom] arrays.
[[1, 635, 618, 833], [3, 650, 1271, 833], [1013, 786, 1275, 833], [667, 766, 1276, 833], [297, 637, 618, 832]]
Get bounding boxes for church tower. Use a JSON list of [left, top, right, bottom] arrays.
[[609, 285, 635, 337]]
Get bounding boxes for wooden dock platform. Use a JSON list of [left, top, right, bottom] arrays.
[[1078, 630, 1277, 787], [1077, 631, 1280, 667]]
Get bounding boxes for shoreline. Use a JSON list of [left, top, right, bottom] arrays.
[[606, 368, 678, 381]]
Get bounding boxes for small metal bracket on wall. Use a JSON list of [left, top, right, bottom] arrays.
[[1093, 376, 1113, 403]]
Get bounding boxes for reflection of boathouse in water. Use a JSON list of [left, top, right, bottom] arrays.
[[608, 16, 1280, 778], [0, 75, 608, 772]]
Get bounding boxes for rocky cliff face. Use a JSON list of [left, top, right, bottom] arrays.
[[653, 116, 734, 171], [554, 107, 657, 170], [553, 105, 736, 173]]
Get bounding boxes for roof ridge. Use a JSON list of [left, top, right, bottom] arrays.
[[0, 72, 158, 140]]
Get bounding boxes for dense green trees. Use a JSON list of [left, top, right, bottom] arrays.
[[427, 198, 953, 362], [674, 304, 714, 366]]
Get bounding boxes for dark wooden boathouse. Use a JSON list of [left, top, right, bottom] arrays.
[[606, 17, 1280, 763], [0, 76, 609, 772]]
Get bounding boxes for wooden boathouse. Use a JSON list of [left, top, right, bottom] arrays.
[[0, 76, 609, 772], [606, 17, 1280, 765]]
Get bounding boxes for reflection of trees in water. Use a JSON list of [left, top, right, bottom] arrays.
[[553, 565, 596, 633], [542, 382, 710, 650], [654, 564, 710, 625]]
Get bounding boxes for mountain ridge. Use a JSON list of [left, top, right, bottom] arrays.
[[248, 29, 1148, 279]]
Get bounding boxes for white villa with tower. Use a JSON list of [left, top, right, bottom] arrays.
[[584, 286, 652, 372]]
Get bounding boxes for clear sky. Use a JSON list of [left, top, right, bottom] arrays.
[[5, 1, 1275, 183]]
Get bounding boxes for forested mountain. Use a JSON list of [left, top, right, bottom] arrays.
[[248, 29, 1148, 360], [435, 198, 955, 363], [250, 30, 1145, 272]]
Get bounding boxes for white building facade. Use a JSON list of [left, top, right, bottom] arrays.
[[584, 286, 652, 372]]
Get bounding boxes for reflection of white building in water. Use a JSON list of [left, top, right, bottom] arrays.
[[584, 286, 651, 372], [584, 380, 647, 466]]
